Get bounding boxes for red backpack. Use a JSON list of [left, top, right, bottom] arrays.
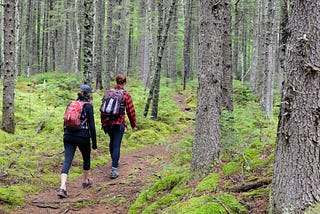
[[64, 101, 90, 130]]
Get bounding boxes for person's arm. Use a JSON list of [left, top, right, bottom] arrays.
[[87, 104, 97, 149], [125, 92, 136, 129]]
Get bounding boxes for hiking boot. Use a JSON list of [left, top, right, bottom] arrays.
[[57, 188, 67, 198], [82, 178, 94, 189], [110, 167, 119, 179]]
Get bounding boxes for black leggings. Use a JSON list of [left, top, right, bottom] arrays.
[[61, 135, 91, 174]]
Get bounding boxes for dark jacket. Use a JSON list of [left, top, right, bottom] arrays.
[[64, 97, 97, 148]]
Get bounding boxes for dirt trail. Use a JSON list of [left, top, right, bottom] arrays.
[[8, 94, 190, 214]]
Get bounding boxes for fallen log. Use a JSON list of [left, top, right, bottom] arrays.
[[227, 177, 272, 193]]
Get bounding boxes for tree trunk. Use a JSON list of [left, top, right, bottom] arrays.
[[277, 0, 288, 93], [222, 0, 233, 111], [137, 0, 146, 82], [83, 0, 94, 85], [105, 0, 116, 88], [42, 0, 49, 72], [74, 0, 81, 74], [49, 0, 56, 72], [95, 0, 104, 90], [232, 1, 240, 80], [2, 0, 16, 134], [144, 0, 177, 118], [15, 0, 21, 76], [249, 0, 260, 93], [263, 0, 277, 118], [25, 0, 32, 76], [272, 1, 320, 212], [182, 0, 193, 90], [191, 0, 223, 176]]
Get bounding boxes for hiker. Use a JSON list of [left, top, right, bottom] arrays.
[[101, 73, 136, 179], [58, 84, 97, 198]]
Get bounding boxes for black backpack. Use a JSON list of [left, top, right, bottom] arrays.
[[100, 89, 125, 128]]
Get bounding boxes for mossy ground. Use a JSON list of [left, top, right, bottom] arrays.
[[1, 73, 277, 213]]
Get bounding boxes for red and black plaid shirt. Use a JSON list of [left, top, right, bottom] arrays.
[[103, 85, 136, 129]]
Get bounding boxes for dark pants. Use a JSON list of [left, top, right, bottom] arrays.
[[107, 124, 125, 168], [61, 135, 91, 174]]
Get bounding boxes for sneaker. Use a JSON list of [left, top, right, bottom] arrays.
[[110, 167, 119, 179], [57, 188, 67, 198], [82, 178, 94, 189]]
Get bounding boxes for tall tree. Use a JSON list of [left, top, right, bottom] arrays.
[[144, 0, 177, 119], [24, 0, 32, 76], [191, 0, 224, 176], [249, 0, 261, 93], [222, 0, 233, 111], [232, 0, 240, 80], [105, 0, 116, 88], [83, 0, 94, 84], [272, 1, 320, 212], [182, 0, 193, 90], [2, 0, 16, 134], [95, 0, 105, 90]]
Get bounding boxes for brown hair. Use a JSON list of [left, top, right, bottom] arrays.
[[77, 91, 92, 100], [115, 74, 126, 85]]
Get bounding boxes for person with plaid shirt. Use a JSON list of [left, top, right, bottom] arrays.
[[102, 74, 136, 179]]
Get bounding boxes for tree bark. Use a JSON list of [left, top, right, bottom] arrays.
[[222, 0, 233, 111], [272, 1, 320, 212], [191, 0, 223, 176], [83, 0, 94, 85], [95, 0, 104, 90], [2, 0, 16, 134], [249, 0, 260, 93]]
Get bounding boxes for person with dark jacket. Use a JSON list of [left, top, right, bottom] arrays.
[[103, 74, 136, 179], [58, 85, 97, 198]]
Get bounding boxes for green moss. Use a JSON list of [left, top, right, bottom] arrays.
[[164, 194, 246, 214], [196, 173, 220, 192], [0, 186, 25, 205], [142, 188, 191, 214], [222, 162, 242, 176], [129, 172, 189, 214], [241, 188, 270, 198]]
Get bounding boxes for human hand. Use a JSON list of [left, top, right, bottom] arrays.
[[92, 144, 97, 150]]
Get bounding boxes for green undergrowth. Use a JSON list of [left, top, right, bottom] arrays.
[[0, 72, 183, 209], [0, 74, 278, 213], [128, 80, 278, 213]]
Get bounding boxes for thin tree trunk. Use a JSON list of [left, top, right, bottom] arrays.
[[144, 0, 177, 118], [95, 0, 104, 89], [250, 0, 260, 93]]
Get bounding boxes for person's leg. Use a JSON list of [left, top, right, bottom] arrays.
[[111, 124, 125, 168], [78, 137, 93, 188], [108, 128, 114, 160], [59, 136, 77, 197], [109, 124, 124, 178]]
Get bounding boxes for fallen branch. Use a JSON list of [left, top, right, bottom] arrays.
[[35, 120, 46, 134], [40, 150, 64, 157], [31, 198, 89, 205], [227, 177, 272, 193]]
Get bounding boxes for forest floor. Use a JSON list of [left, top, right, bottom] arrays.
[[2, 94, 269, 214]]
